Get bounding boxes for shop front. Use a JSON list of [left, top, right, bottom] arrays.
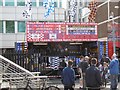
[[26, 22, 98, 75]]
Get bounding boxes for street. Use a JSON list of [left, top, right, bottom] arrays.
[[47, 78, 120, 90]]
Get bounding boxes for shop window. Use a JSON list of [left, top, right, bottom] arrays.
[[17, 0, 25, 6], [0, 21, 3, 33], [5, 0, 14, 6], [6, 21, 14, 33], [18, 21, 25, 32]]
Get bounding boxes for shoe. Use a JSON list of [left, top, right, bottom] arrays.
[[79, 87, 82, 90]]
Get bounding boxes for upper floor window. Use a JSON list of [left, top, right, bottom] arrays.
[[39, 0, 44, 6], [59, 0, 62, 8], [32, 0, 36, 6], [59, 2, 62, 8], [5, 0, 14, 6], [0, 0, 3, 6], [79, 2, 82, 6], [17, 0, 25, 6], [54, 2, 57, 7], [39, 2, 43, 6], [0, 21, 3, 33], [6, 21, 14, 33], [18, 21, 25, 32]]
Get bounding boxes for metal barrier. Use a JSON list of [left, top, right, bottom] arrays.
[[2, 49, 80, 77], [2, 75, 48, 89], [2, 49, 48, 73], [0, 55, 35, 89], [0, 55, 51, 89]]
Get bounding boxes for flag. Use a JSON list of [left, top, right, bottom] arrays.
[[69, 0, 77, 17], [49, 57, 60, 70], [88, 0, 97, 22], [43, 0, 49, 8], [43, 0, 55, 18], [23, 0, 32, 18]]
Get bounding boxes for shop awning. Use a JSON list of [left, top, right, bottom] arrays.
[[98, 37, 107, 41]]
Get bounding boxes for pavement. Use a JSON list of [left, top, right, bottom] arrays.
[[47, 78, 120, 90], [1, 78, 120, 90]]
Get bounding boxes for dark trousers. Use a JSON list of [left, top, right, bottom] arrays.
[[88, 89, 100, 90], [118, 74, 120, 82], [64, 86, 74, 90], [110, 75, 118, 89], [82, 73, 86, 88], [87, 87, 100, 90]]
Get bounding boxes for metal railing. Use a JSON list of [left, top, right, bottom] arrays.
[[0, 55, 36, 88], [0, 55, 34, 77], [0, 55, 51, 89]]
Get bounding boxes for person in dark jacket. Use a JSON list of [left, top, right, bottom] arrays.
[[77, 56, 89, 89], [100, 54, 110, 66], [85, 58, 102, 90], [61, 60, 75, 90]]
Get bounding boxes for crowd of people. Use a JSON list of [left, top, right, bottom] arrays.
[[61, 53, 120, 90]]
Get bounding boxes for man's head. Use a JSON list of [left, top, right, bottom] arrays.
[[102, 54, 106, 58], [85, 56, 89, 61], [111, 53, 117, 59], [80, 56, 84, 61], [68, 60, 73, 67], [103, 62, 108, 67], [91, 58, 97, 65]]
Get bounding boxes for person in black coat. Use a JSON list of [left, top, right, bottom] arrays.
[[85, 58, 102, 90], [100, 54, 110, 66], [77, 56, 89, 89]]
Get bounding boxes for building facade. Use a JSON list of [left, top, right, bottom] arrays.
[[95, 0, 120, 57], [1, 0, 120, 58], [65, 0, 91, 22], [66, 0, 120, 58], [0, 0, 65, 49]]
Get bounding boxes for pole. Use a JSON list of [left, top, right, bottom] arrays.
[[112, 18, 116, 54], [54, 6, 55, 21], [110, 12, 116, 54], [109, 12, 116, 54], [54, 0, 55, 22]]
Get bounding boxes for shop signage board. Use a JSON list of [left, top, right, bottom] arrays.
[[26, 22, 98, 42]]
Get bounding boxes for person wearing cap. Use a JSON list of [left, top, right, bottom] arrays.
[[61, 60, 75, 90], [109, 53, 119, 90]]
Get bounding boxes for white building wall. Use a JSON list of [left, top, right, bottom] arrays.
[[81, 7, 90, 22], [0, 7, 65, 21], [66, 0, 90, 22], [0, 34, 26, 48]]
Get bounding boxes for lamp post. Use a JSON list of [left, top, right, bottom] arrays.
[[109, 12, 116, 54], [54, 1, 55, 22]]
